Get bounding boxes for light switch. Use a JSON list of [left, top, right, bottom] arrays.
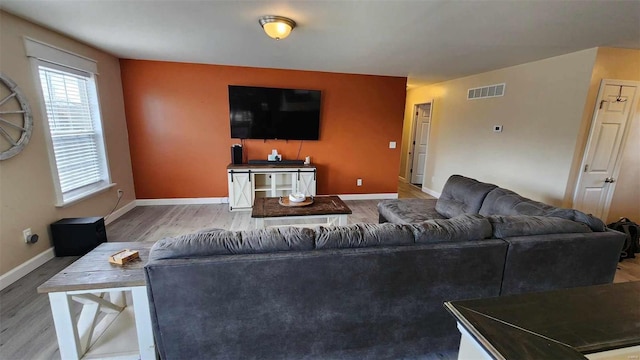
[[389, 141, 397, 149], [493, 125, 503, 133]]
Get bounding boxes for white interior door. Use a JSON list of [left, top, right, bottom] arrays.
[[411, 103, 432, 184], [574, 80, 639, 219]]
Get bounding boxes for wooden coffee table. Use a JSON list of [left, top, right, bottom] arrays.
[[252, 195, 352, 228], [37, 242, 155, 360]]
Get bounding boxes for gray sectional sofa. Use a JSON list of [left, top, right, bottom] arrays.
[[144, 175, 624, 360], [378, 174, 620, 295]]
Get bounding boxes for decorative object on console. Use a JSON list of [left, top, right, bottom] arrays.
[[267, 149, 281, 161], [258, 15, 296, 40], [289, 192, 306, 203], [279, 196, 314, 207]]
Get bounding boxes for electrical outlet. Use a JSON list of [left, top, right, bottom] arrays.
[[117, 189, 124, 198], [389, 141, 396, 149], [357, 178, 363, 186], [23, 228, 32, 243]]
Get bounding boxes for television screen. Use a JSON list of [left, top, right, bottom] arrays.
[[229, 85, 321, 140]]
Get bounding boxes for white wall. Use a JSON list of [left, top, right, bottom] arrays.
[[402, 48, 598, 205], [0, 12, 136, 279]]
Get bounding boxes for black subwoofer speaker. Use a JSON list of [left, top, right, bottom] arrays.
[[50, 217, 107, 256], [231, 145, 243, 164]]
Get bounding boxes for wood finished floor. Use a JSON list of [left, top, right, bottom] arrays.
[[0, 198, 386, 360], [1, 184, 639, 360], [398, 181, 434, 199]]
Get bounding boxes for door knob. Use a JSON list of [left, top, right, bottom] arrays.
[[604, 177, 616, 183]]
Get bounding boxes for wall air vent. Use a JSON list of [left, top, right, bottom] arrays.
[[467, 83, 505, 100]]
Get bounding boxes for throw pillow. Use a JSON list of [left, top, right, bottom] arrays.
[[545, 208, 607, 232], [413, 214, 493, 243], [150, 227, 314, 260], [315, 223, 414, 249], [488, 215, 592, 238], [435, 199, 468, 219]]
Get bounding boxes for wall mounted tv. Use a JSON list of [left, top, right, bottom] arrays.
[[229, 85, 321, 140]]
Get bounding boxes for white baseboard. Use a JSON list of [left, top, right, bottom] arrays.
[[137, 195, 396, 204], [0, 247, 55, 291], [136, 197, 229, 206], [422, 187, 441, 198], [104, 200, 137, 225], [0, 200, 136, 290], [338, 193, 398, 201], [0, 197, 228, 290]]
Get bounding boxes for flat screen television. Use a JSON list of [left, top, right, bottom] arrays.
[[229, 85, 321, 140]]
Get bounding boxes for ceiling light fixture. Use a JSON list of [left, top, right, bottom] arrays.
[[258, 15, 296, 40]]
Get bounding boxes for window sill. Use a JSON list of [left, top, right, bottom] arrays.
[[55, 183, 117, 208]]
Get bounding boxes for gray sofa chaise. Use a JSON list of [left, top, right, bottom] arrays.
[[144, 176, 623, 359]]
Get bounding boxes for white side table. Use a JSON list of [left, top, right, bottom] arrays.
[[38, 242, 155, 360]]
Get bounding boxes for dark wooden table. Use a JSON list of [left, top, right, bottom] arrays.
[[251, 195, 352, 228], [38, 242, 155, 360], [445, 281, 640, 359]]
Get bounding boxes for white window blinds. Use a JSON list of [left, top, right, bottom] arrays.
[[38, 64, 106, 196]]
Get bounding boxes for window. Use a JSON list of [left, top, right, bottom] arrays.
[[26, 38, 111, 206]]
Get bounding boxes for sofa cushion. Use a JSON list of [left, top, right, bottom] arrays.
[[479, 187, 555, 216], [435, 175, 497, 218], [512, 200, 557, 216], [412, 214, 493, 244], [378, 198, 445, 224], [488, 215, 592, 238], [545, 208, 607, 232], [149, 227, 315, 260], [315, 223, 415, 249], [479, 187, 524, 215]]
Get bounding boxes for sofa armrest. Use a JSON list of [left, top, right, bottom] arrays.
[[499, 230, 624, 296]]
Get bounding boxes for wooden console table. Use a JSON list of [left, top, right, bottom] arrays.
[[38, 242, 155, 360], [227, 163, 317, 211]]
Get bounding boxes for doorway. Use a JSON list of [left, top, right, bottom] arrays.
[[573, 79, 640, 220], [408, 102, 433, 186]]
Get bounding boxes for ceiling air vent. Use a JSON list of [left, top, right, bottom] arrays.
[[467, 83, 505, 100]]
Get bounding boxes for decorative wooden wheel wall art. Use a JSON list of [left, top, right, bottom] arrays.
[[0, 73, 33, 160]]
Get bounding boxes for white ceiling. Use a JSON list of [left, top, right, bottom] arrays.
[[2, 0, 639, 87]]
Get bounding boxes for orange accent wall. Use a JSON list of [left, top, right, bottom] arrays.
[[120, 60, 406, 199]]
